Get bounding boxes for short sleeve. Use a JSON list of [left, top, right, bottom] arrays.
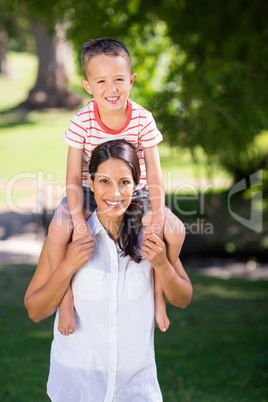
[[139, 112, 163, 149], [62, 113, 86, 149]]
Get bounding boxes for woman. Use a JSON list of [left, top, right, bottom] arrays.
[[25, 139, 192, 402]]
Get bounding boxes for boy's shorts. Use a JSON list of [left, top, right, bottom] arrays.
[[60, 186, 152, 217]]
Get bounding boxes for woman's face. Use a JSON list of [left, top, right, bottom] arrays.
[[89, 158, 135, 221]]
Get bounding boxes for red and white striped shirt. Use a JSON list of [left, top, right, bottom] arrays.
[[62, 99, 163, 188]]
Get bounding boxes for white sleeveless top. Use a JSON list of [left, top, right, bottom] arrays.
[[47, 211, 162, 402]]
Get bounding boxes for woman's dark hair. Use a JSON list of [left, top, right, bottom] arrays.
[[89, 140, 143, 263]]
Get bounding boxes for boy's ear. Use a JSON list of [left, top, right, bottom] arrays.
[[81, 79, 93, 95], [129, 73, 137, 88]]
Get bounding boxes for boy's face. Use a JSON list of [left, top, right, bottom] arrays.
[[81, 55, 136, 116]]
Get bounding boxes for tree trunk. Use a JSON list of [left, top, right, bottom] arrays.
[[17, 22, 81, 110], [0, 29, 9, 76]]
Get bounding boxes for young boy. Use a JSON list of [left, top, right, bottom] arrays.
[[47, 38, 185, 335]]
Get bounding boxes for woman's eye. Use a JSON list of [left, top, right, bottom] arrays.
[[121, 180, 130, 185], [100, 179, 108, 184]]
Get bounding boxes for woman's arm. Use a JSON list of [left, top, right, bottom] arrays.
[[24, 235, 94, 323], [142, 233, 192, 308]]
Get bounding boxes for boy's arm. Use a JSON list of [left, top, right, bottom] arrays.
[[143, 146, 165, 237], [66, 146, 91, 239]]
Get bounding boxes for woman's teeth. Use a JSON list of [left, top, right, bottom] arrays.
[[105, 200, 122, 207]]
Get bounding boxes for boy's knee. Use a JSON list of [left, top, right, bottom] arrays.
[[164, 211, 185, 243], [48, 207, 73, 240]]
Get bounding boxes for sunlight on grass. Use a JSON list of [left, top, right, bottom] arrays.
[[0, 52, 38, 111], [30, 330, 53, 339], [194, 282, 268, 300], [0, 110, 72, 182], [0, 190, 35, 208]]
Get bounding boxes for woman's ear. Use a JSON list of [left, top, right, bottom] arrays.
[[88, 174, 94, 192]]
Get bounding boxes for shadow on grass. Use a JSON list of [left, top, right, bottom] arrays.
[[0, 264, 267, 401], [0, 110, 36, 130]]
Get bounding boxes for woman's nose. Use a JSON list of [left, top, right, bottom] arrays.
[[111, 184, 121, 197]]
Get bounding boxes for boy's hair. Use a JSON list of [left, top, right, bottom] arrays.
[[81, 38, 132, 78]]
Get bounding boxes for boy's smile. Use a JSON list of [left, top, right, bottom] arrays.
[[81, 54, 136, 122]]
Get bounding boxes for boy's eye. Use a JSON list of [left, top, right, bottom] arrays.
[[97, 80, 105, 84]]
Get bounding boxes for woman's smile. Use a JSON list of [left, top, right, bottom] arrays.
[[104, 199, 124, 208], [89, 158, 135, 225]]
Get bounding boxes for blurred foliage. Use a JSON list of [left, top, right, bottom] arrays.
[[2, 0, 268, 183], [0, 1, 33, 52], [135, 0, 268, 182]]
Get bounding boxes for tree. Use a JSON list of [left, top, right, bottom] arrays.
[[140, 0, 268, 181], [18, 21, 81, 109], [0, 0, 21, 76], [3, 0, 81, 109]]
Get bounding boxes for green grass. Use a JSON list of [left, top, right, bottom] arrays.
[[0, 110, 72, 182], [0, 52, 38, 111], [0, 264, 267, 401]]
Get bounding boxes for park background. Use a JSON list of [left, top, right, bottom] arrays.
[[0, 0, 268, 400]]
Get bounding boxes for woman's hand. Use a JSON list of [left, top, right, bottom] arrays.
[[24, 234, 95, 323], [65, 235, 95, 274], [142, 231, 168, 269], [142, 231, 193, 308]]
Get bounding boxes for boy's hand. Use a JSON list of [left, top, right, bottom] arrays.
[[72, 222, 93, 242]]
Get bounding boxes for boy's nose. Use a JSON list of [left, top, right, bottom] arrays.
[[107, 81, 117, 91]]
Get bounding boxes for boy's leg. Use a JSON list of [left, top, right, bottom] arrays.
[[46, 202, 92, 335], [153, 272, 170, 332], [142, 208, 185, 331], [142, 212, 170, 332], [47, 202, 73, 273]]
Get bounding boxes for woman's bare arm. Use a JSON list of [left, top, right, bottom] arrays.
[[24, 236, 94, 323], [142, 233, 192, 308]]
